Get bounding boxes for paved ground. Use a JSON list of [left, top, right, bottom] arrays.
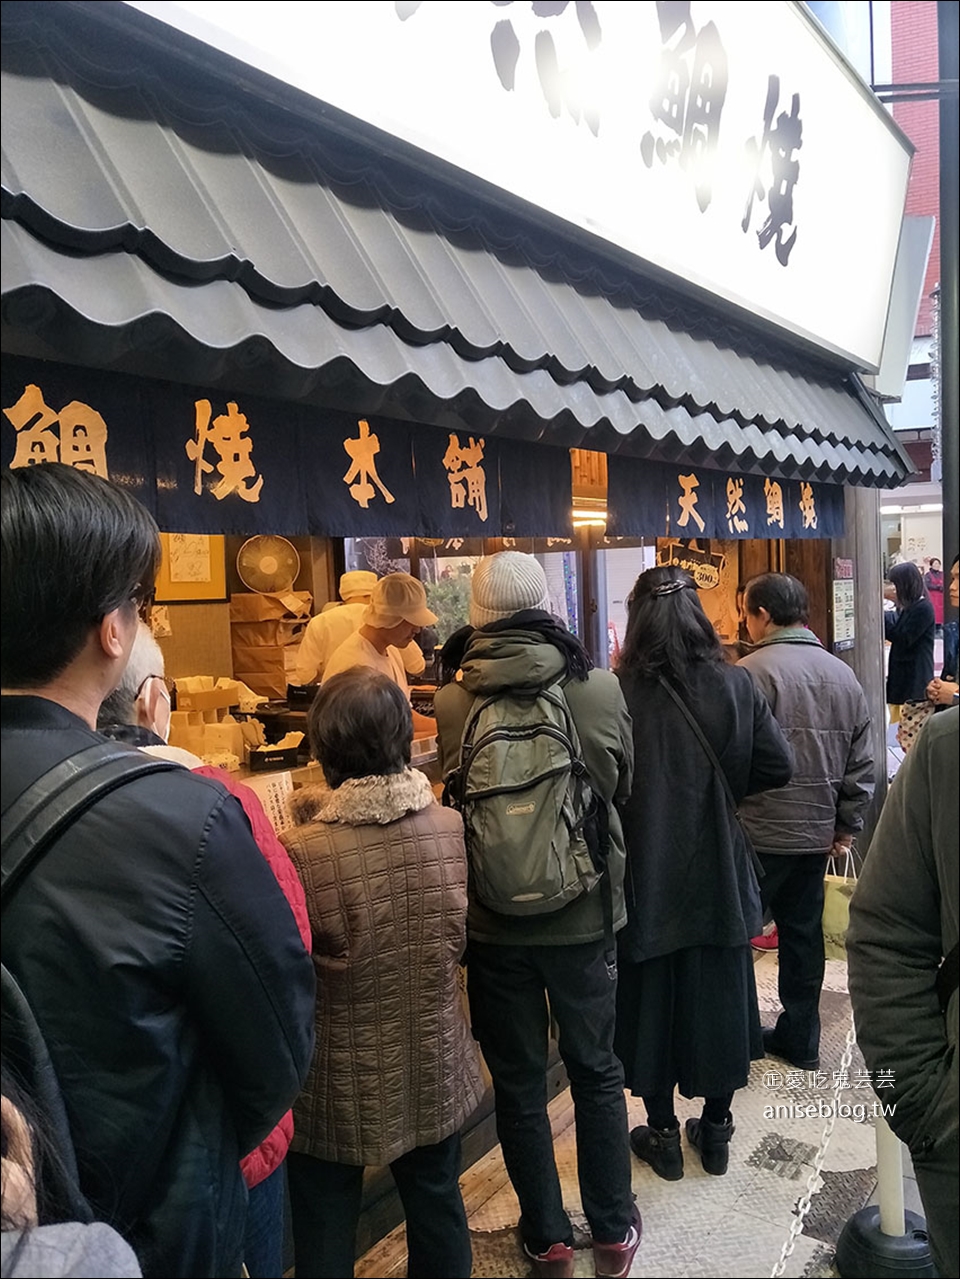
[[356, 950, 927, 1279]]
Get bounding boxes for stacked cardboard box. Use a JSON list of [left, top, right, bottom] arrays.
[[230, 591, 312, 698], [168, 679, 244, 762]]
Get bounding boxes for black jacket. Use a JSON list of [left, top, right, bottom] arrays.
[[615, 661, 793, 963], [1, 697, 315, 1278], [885, 598, 936, 703]]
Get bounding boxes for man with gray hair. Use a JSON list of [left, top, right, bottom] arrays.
[[738, 572, 873, 1072], [97, 624, 173, 750]]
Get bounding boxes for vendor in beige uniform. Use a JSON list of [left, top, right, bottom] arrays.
[[293, 571, 426, 686], [324, 573, 438, 734]]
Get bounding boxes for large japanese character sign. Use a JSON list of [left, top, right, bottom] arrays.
[[640, 0, 728, 213], [400, 1, 604, 136], [742, 75, 803, 266]]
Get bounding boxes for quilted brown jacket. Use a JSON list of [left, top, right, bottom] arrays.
[[281, 769, 484, 1166]]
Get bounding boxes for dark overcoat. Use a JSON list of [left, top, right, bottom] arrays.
[[615, 660, 793, 964], [885, 598, 936, 703]]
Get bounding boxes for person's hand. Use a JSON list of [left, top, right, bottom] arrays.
[[927, 677, 959, 706], [830, 834, 854, 859]]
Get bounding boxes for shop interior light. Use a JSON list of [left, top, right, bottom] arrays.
[[571, 506, 608, 527], [880, 503, 943, 515]]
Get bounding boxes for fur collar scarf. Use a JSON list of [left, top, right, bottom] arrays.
[[289, 768, 435, 827]]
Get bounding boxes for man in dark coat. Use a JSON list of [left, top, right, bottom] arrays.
[[738, 573, 874, 1072], [1, 463, 315, 1278]]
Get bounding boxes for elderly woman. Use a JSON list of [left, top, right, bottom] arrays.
[[281, 669, 484, 1279], [614, 567, 793, 1179]]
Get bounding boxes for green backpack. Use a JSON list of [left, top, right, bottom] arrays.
[[446, 682, 604, 916]]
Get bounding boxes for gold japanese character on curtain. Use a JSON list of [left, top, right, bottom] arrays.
[[764, 478, 785, 529], [443, 434, 488, 522], [186, 400, 263, 502], [343, 419, 395, 509], [798, 481, 818, 531], [676, 472, 705, 533], [5, 384, 109, 476], [725, 477, 749, 534]]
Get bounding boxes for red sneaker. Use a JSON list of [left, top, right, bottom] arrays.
[[522, 1240, 575, 1278], [751, 925, 779, 952], [593, 1204, 642, 1278]]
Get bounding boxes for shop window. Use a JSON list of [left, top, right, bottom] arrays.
[[343, 536, 411, 578], [345, 536, 582, 647], [416, 539, 486, 645], [591, 540, 657, 669]]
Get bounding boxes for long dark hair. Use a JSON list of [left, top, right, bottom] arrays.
[[889, 561, 928, 609], [618, 566, 723, 683]]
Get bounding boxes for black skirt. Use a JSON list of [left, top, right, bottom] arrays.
[[614, 944, 763, 1099]]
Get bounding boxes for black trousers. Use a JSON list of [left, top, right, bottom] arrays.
[[287, 1133, 470, 1279], [758, 852, 829, 1062], [466, 938, 634, 1255]]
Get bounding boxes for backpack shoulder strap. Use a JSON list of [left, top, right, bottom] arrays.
[[2, 741, 181, 904]]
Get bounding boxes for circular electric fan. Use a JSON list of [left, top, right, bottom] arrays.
[[236, 535, 301, 594]]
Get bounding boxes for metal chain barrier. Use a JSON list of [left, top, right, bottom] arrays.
[[770, 1016, 858, 1278]]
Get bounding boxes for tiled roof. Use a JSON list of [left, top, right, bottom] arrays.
[[0, 1, 913, 487]]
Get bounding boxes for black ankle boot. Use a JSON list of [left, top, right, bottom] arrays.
[[629, 1123, 683, 1180], [685, 1115, 735, 1175]]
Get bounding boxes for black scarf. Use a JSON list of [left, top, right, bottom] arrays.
[[439, 609, 593, 686]]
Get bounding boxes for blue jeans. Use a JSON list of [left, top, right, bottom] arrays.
[[287, 1133, 471, 1278], [243, 1164, 285, 1279], [466, 938, 633, 1255]]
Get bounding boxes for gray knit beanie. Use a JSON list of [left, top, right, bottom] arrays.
[[469, 552, 550, 627]]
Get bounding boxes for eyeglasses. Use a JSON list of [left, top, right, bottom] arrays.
[[135, 673, 169, 702], [135, 590, 156, 622]]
